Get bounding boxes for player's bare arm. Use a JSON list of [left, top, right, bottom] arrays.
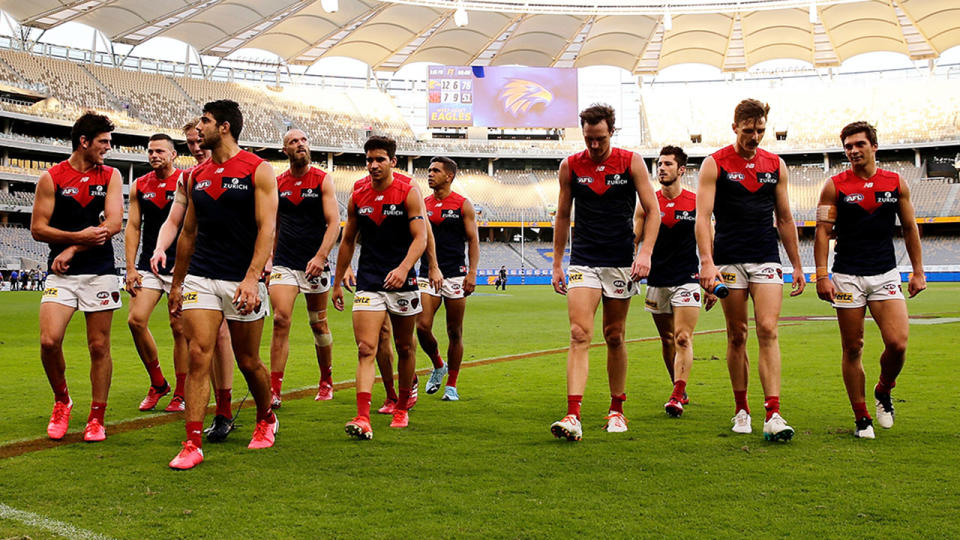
[[897, 177, 926, 297], [462, 198, 480, 296], [632, 199, 645, 253], [813, 179, 837, 302], [631, 153, 659, 280], [695, 155, 721, 290], [169, 175, 198, 318], [552, 158, 572, 295], [332, 197, 359, 311], [233, 160, 278, 315], [420, 187, 444, 291], [31, 171, 109, 248], [774, 158, 806, 296], [383, 188, 427, 290], [305, 176, 341, 279], [150, 170, 188, 273], [124, 177, 143, 295]]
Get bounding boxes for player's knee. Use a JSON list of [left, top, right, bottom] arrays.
[[127, 313, 148, 333], [603, 325, 625, 348], [884, 336, 907, 357], [416, 319, 432, 335], [727, 325, 748, 348], [755, 321, 779, 343], [169, 317, 184, 337], [395, 340, 416, 360], [234, 353, 259, 373], [446, 324, 463, 343], [842, 338, 864, 360], [40, 333, 63, 354], [272, 310, 292, 331], [569, 323, 592, 346], [86, 336, 110, 360], [675, 331, 692, 350], [357, 340, 378, 359]]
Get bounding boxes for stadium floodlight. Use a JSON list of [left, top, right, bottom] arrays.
[[454, 4, 469, 26], [663, 7, 672, 30], [321, 0, 339, 13]]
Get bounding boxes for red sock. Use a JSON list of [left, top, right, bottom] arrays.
[[270, 371, 284, 395], [734, 390, 750, 414], [215, 388, 232, 418], [384, 381, 398, 401], [566, 395, 582, 419], [763, 396, 780, 421], [430, 354, 444, 370], [671, 380, 687, 401], [609, 393, 626, 414], [320, 364, 332, 384], [446, 369, 459, 388], [256, 408, 276, 424], [356, 392, 371, 418], [53, 380, 69, 404], [173, 373, 186, 398], [144, 360, 165, 388], [88, 402, 106, 424], [852, 401, 870, 420], [876, 375, 896, 394], [397, 387, 411, 411], [186, 421, 203, 448]]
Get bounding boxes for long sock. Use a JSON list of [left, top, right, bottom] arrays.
[[763, 396, 780, 421], [671, 380, 687, 401], [257, 408, 276, 424], [567, 395, 582, 419], [609, 393, 626, 414], [357, 392, 372, 418], [446, 369, 459, 388], [384, 380, 398, 401], [88, 402, 106, 424], [852, 401, 870, 420], [173, 373, 186, 398], [144, 360, 165, 388], [430, 353, 444, 370], [53, 380, 70, 404], [734, 390, 750, 414], [397, 387, 411, 411], [186, 421, 203, 448], [876, 374, 896, 394], [270, 371, 284, 395], [215, 388, 232, 418], [320, 364, 332, 385]]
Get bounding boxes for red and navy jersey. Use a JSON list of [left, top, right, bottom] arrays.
[[134, 169, 182, 274], [46, 161, 115, 275], [419, 191, 467, 278], [567, 147, 637, 267], [832, 168, 901, 276], [275, 166, 330, 270], [648, 189, 699, 287], [188, 150, 264, 281], [354, 171, 411, 191], [353, 178, 417, 292], [711, 145, 781, 265]]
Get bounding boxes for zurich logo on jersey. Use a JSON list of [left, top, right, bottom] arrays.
[[758, 172, 778, 184], [875, 191, 898, 204]]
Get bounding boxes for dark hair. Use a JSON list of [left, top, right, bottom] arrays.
[[149, 133, 175, 148], [71, 112, 114, 151], [659, 145, 688, 168], [202, 100, 243, 140], [840, 121, 877, 146], [579, 103, 616, 131], [182, 118, 200, 135], [364, 135, 397, 160], [430, 156, 458, 178], [733, 99, 770, 124]]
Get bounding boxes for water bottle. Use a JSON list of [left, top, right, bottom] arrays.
[[710, 279, 729, 298]]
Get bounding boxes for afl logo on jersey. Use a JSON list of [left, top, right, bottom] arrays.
[[726, 172, 745, 182], [62, 187, 79, 196], [844, 193, 864, 203], [358, 206, 374, 216], [280, 190, 293, 198], [143, 192, 156, 199], [577, 176, 594, 185], [195, 180, 212, 190]]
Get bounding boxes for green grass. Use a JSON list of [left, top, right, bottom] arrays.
[[1, 284, 959, 538]]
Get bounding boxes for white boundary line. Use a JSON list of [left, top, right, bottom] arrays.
[[0, 502, 113, 540]]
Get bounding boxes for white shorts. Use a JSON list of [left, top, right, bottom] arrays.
[[644, 282, 702, 314], [718, 263, 783, 289], [140, 271, 173, 294], [352, 290, 422, 316], [567, 265, 636, 299], [181, 274, 269, 321], [270, 265, 331, 294], [41, 274, 121, 312], [831, 269, 904, 309], [418, 276, 466, 299]]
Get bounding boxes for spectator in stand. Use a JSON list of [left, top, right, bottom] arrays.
[[9, 269, 18, 291]]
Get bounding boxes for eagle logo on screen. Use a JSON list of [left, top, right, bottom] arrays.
[[499, 79, 553, 117]]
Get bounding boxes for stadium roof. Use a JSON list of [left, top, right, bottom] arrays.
[[1, 0, 958, 73]]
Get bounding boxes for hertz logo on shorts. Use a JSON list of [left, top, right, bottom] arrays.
[[569, 272, 583, 282], [355, 296, 371, 305], [834, 292, 853, 303], [42, 288, 58, 297], [271, 272, 282, 281], [183, 292, 199, 304], [721, 272, 737, 284]]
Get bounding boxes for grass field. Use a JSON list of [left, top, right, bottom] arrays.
[[1, 283, 958, 538]]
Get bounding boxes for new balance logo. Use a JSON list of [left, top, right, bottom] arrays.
[[215, 167, 224, 173], [375, 195, 384, 201], [81, 177, 89, 182]]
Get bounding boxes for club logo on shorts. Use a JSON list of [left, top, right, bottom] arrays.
[[834, 292, 853, 303], [613, 280, 626, 288], [645, 299, 658, 309], [884, 283, 900, 295], [42, 287, 58, 297], [97, 291, 109, 299], [183, 292, 199, 304], [776, 268, 783, 279], [759, 267, 777, 279], [693, 292, 700, 302], [111, 291, 120, 303], [411, 297, 420, 309], [398, 299, 409, 307], [721, 272, 737, 284]]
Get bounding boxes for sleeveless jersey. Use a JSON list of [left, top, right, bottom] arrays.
[[419, 191, 467, 278], [648, 189, 699, 287], [832, 168, 901, 276], [134, 169, 182, 274], [353, 178, 418, 292], [46, 161, 115, 276], [275, 166, 330, 270], [354, 171, 411, 190], [711, 145, 781, 265], [188, 150, 265, 281], [567, 147, 636, 267]]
